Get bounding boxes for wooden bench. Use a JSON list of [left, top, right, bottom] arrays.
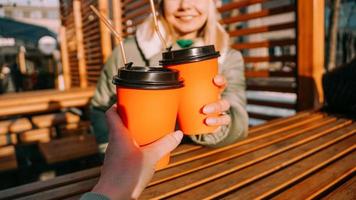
[[0, 88, 94, 117], [38, 134, 98, 164], [19, 128, 51, 144], [31, 112, 80, 128], [0, 111, 354, 199], [0, 145, 17, 172]]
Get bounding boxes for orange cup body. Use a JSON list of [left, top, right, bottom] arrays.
[[116, 87, 181, 169], [165, 58, 219, 135]]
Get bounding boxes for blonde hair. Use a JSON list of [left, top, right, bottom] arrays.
[[144, 0, 230, 53]]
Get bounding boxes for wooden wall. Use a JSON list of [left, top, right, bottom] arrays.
[[59, 0, 324, 123]]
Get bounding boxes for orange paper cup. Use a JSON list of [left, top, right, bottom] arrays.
[[113, 64, 183, 170], [160, 45, 220, 135]]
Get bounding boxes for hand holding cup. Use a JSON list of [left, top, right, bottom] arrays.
[[203, 75, 231, 127]]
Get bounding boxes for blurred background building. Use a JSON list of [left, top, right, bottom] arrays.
[[0, 0, 60, 93]]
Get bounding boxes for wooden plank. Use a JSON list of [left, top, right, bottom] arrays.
[[0, 121, 11, 135], [148, 116, 338, 188], [221, 130, 355, 199], [122, 7, 150, 22], [248, 112, 280, 120], [156, 123, 355, 199], [98, 0, 112, 62], [229, 22, 295, 37], [38, 135, 98, 164], [247, 99, 295, 109], [165, 114, 325, 168], [123, 0, 149, 12], [244, 55, 296, 63], [297, 0, 325, 110], [0, 145, 17, 172], [321, 175, 356, 200], [32, 112, 80, 128], [221, 5, 295, 24], [19, 128, 51, 144], [271, 166, 355, 199], [60, 26, 71, 89], [0, 88, 94, 110], [112, 0, 123, 45], [248, 111, 311, 133], [0, 134, 17, 146], [0, 97, 91, 117], [73, 0, 88, 88], [246, 77, 296, 93], [218, 0, 267, 13], [232, 39, 295, 50], [9, 118, 32, 133]]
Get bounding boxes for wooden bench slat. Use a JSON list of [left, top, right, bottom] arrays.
[[229, 22, 295, 37], [247, 77, 296, 93], [248, 112, 281, 120], [167, 114, 325, 167], [245, 70, 295, 78], [0, 121, 11, 135], [321, 175, 356, 200], [32, 112, 80, 128], [270, 158, 355, 200], [0, 134, 17, 146], [122, 7, 150, 22], [149, 117, 338, 187], [221, 5, 295, 25], [123, 0, 148, 12], [244, 55, 296, 63], [218, 0, 267, 13], [0, 88, 94, 108], [149, 123, 355, 199], [38, 135, 98, 164], [247, 99, 295, 109], [0, 145, 17, 172], [19, 128, 51, 144], [232, 39, 295, 50], [0, 98, 91, 117], [223, 132, 355, 199], [9, 118, 32, 133]]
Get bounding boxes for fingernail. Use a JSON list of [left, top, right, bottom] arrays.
[[215, 76, 223, 83], [205, 118, 217, 125], [173, 131, 183, 141], [203, 105, 215, 114]]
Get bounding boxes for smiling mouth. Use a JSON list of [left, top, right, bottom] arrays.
[[177, 15, 197, 21]]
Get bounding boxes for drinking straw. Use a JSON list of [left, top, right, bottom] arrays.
[[90, 5, 127, 64], [149, 0, 168, 50]]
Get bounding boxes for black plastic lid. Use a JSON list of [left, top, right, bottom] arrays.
[[160, 45, 220, 66], [112, 62, 183, 89]]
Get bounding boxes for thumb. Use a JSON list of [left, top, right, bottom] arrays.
[[141, 131, 183, 161]]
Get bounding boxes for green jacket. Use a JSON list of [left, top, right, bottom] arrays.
[[90, 36, 248, 147]]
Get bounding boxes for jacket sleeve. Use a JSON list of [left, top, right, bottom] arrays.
[[90, 48, 121, 145], [80, 192, 110, 200], [190, 49, 249, 147], [91, 48, 121, 111]]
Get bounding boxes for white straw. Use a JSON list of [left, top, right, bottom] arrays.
[[90, 5, 127, 64], [149, 0, 168, 50]]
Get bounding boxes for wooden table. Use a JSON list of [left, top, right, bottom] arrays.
[[0, 88, 94, 117], [0, 111, 355, 200]]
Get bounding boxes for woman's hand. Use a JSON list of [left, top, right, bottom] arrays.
[[92, 105, 183, 199], [202, 75, 231, 127]]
